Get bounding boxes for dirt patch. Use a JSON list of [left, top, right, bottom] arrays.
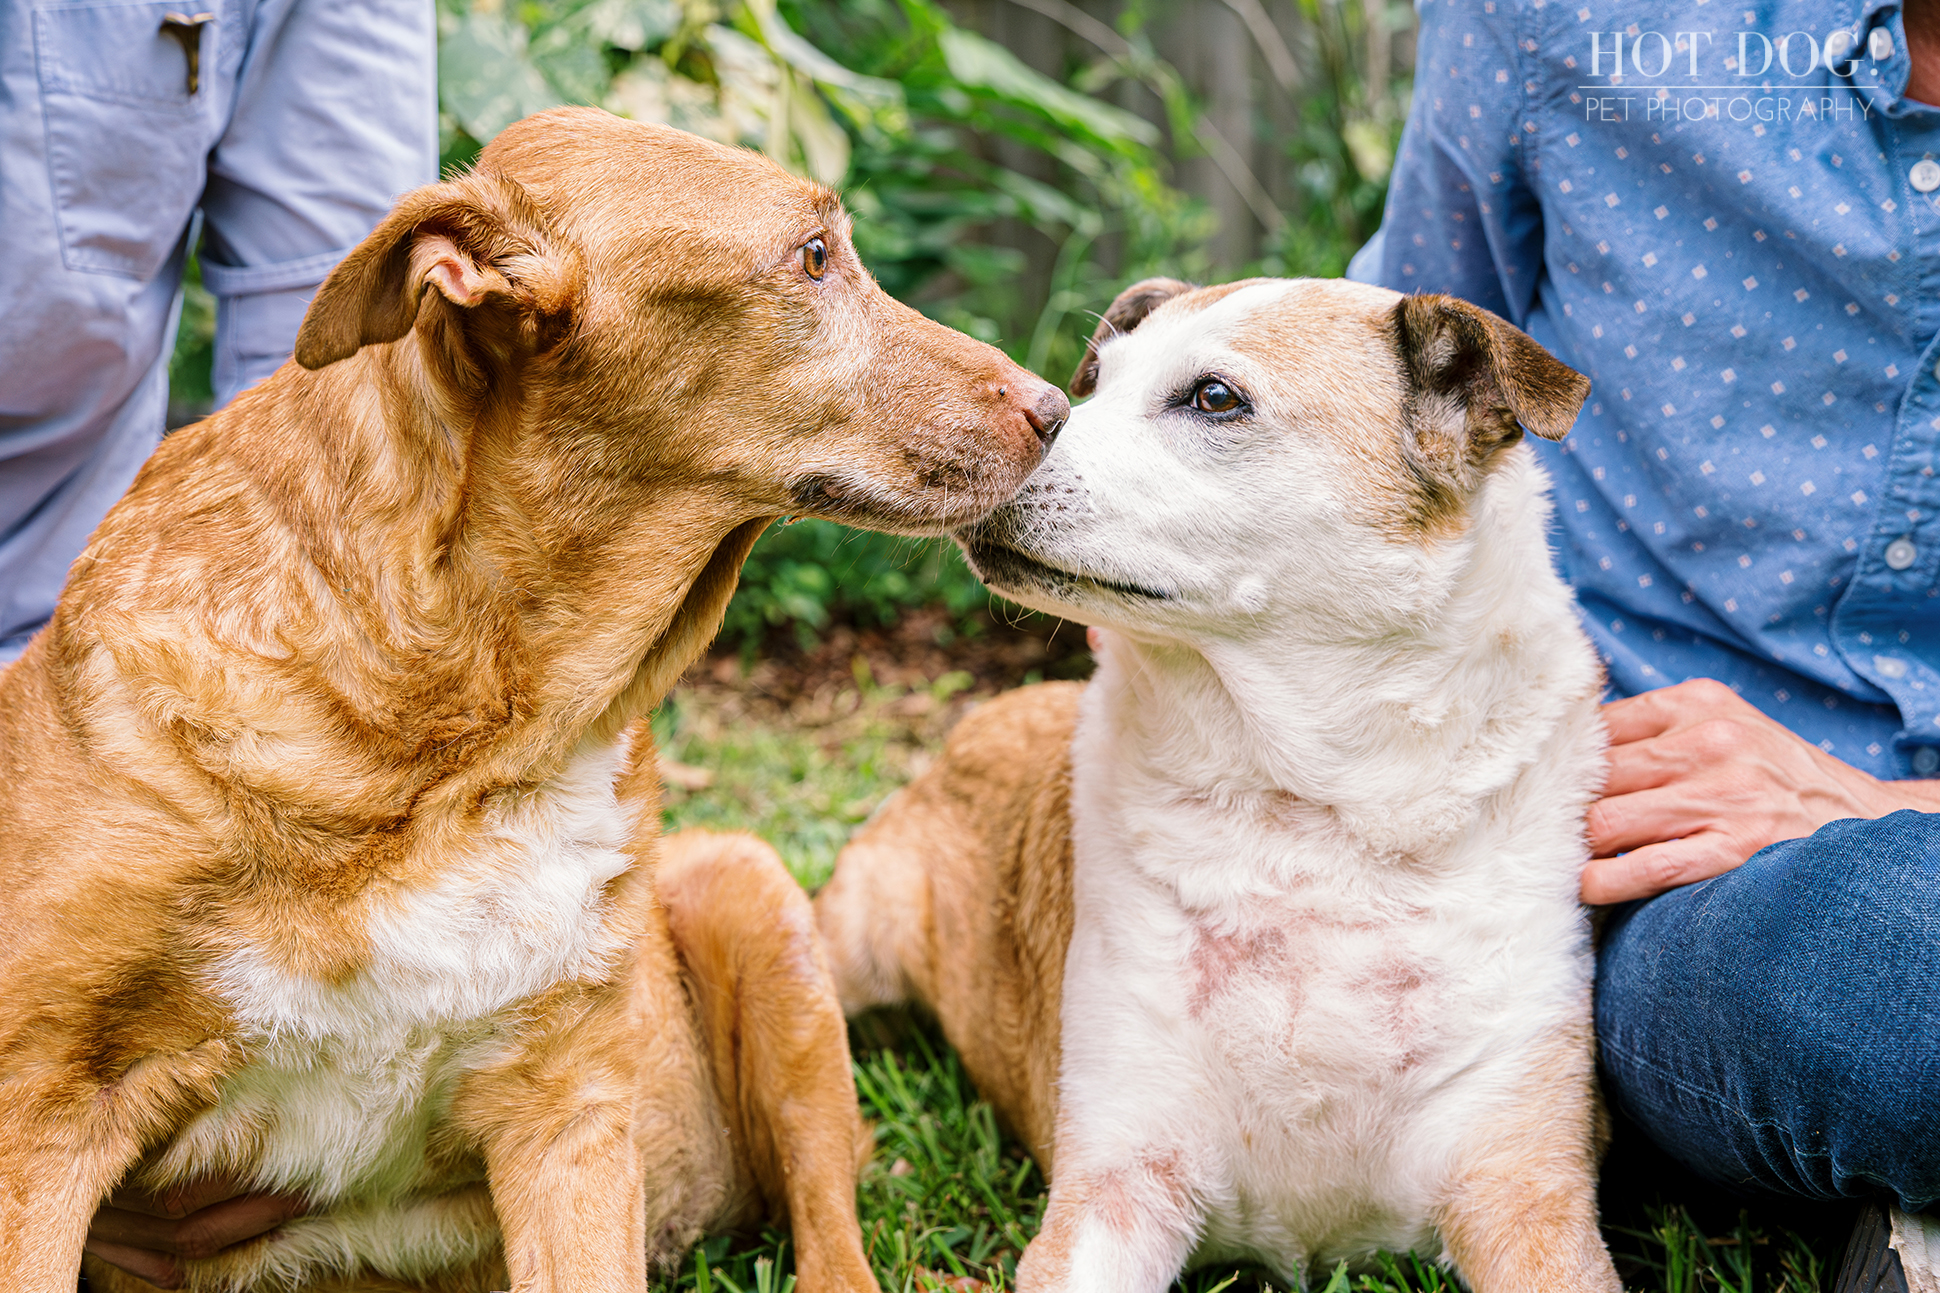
[[682, 606, 1095, 730]]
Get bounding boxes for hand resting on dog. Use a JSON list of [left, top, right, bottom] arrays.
[[85, 1178, 306, 1290], [1584, 677, 1940, 904]]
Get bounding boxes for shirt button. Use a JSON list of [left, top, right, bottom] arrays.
[[1913, 160, 1940, 192], [1887, 537, 1919, 569], [1914, 746, 1940, 776], [1873, 26, 1895, 59]]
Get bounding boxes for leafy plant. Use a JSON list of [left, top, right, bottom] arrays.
[[721, 520, 992, 653], [1259, 0, 1413, 278], [166, 253, 216, 429], [782, 0, 1211, 379]]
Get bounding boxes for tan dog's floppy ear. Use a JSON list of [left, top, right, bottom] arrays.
[[1070, 277, 1198, 397], [294, 169, 578, 371], [1391, 293, 1590, 501]]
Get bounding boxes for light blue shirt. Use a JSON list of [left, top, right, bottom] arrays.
[[0, 0, 436, 656], [1356, 0, 1940, 779]]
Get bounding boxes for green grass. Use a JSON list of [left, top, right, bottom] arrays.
[[654, 660, 973, 892], [652, 673, 1842, 1293]]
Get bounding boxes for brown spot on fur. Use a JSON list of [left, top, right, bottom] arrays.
[[1187, 921, 1288, 1019], [1088, 1146, 1192, 1238], [1019, 1145, 1197, 1286], [68, 956, 228, 1088], [1356, 952, 1434, 1074], [1225, 282, 1449, 541], [1225, 281, 1590, 541]]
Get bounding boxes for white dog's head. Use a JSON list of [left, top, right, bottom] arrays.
[[955, 278, 1590, 644]]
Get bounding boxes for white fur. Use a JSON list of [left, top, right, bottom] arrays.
[[149, 729, 639, 1286], [964, 280, 1608, 1290]]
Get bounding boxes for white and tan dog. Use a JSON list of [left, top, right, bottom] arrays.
[[816, 277, 1620, 1292]]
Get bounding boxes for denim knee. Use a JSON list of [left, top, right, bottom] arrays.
[[1595, 810, 1940, 1211]]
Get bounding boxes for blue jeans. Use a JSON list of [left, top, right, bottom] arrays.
[[1596, 810, 1940, 1213]]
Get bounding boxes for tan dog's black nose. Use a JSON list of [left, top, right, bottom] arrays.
[[1007, 377, 1070, 448]]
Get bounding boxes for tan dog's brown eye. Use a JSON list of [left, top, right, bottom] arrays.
[[802, 237, 828, 281], [1193, 379, 1240, 414]]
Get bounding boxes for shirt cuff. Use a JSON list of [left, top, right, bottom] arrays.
[[200, 246, 351, 297]]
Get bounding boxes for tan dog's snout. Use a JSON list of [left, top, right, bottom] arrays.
[[1008, 374, 1069, 448]]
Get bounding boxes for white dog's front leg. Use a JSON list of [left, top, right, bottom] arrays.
[[1017, 1155, 1200, 1293]]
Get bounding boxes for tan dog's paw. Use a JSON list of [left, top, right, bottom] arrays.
[[913, 1267, 989, 1292]]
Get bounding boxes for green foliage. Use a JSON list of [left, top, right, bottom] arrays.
[[851, 1024, 1045, 1288], [1257, 0, 1413, 279], [655, 664, 976, 889], [781, 0, 1212, 381], [1609, 1206, 1831, 1293], [720, 521, 992, 653], [166, 250, 216, 428]]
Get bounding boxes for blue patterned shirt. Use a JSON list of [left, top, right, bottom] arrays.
[[1354, 0, 1940, 780]]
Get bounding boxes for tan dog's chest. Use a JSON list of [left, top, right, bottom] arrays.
[[145, 734, 638, 1205]]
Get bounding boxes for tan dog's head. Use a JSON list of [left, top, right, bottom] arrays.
[[295, 107, 1066, 535], [957, 277, 1590, 639]]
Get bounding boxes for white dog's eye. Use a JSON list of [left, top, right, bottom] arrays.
[[1191, 379, 1242, 414]]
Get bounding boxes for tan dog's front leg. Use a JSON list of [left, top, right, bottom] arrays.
[[0, 1134, 127, 1292], [658, 831, 880, 1293], [1431, 1026, 1621, 1293], [457, 980, 649, 1293], [1, 1036, 235, 1293]]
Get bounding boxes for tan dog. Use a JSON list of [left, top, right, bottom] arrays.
[[0, 106, 1067, 1293], [817, 278, 1618, 1292]]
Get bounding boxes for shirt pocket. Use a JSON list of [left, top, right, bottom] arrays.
[[34, 0, 221, 280]]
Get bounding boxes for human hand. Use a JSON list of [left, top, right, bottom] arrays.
[[1580, 678, 1940, 904], [86, 1176, 306, 1289]]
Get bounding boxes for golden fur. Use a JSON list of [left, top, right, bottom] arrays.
[[0, 106, 1064, 1293]]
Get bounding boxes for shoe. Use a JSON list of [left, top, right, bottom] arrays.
[[1838, 1202, 1940, 1293]]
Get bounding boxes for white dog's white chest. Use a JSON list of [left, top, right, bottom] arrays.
[[157, 733, 638, 1201], [1059, 773, 1594, 1275]]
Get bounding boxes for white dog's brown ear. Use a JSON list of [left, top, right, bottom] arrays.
[[1391, 294, 1590, 503], [1070, 277, 1198, 397], [294, 169, 579, 372], [1393, 293, 1589, 443]]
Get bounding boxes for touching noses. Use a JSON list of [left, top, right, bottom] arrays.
[[1001, 374, 1070, 449]]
